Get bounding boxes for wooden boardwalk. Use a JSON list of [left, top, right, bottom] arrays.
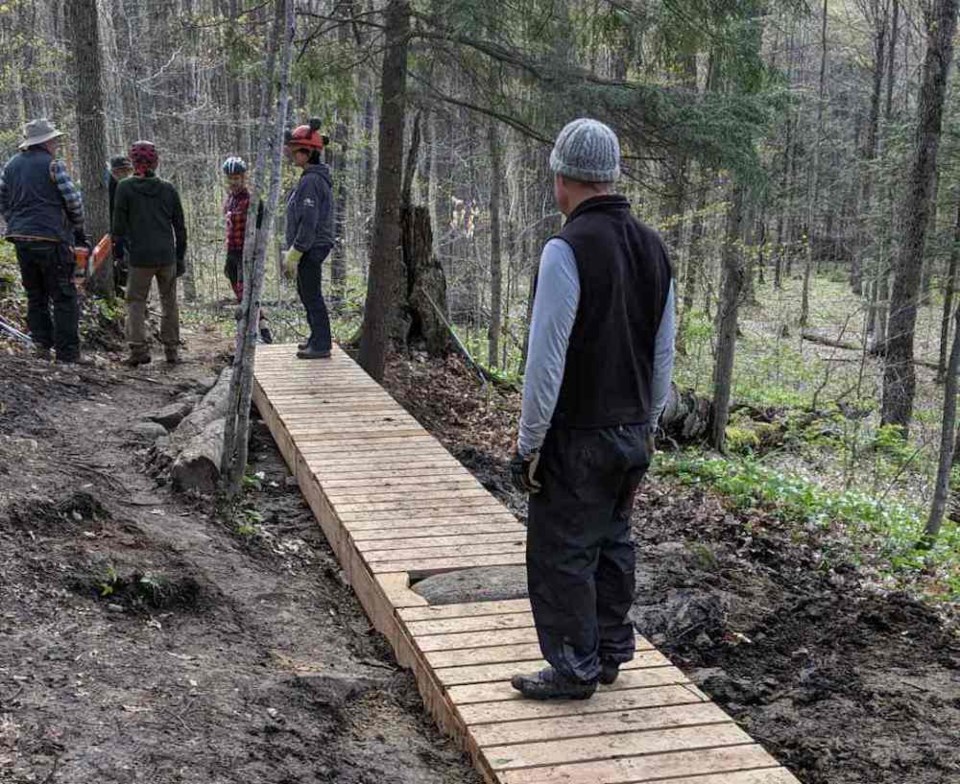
[[252, 345, 801, 784]]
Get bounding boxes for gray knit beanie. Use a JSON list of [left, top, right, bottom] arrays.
[[549, 118, 621, 183]]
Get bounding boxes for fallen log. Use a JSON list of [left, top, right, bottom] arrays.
[[171, 368, 232, 446], [171, 418, 226, 494], [800, 331, 939, 371]]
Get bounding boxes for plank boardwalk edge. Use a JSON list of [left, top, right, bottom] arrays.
[[253, 355, 802, 784]]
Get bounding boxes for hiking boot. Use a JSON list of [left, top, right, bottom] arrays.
[[510, 667, 597, 700], [34, 345, 52, 361], [164, 347, 180, 365], [599, 660, 621, 685], [125, 350, 151, 367], [297, 341, 309, 350], [296, 346, 331, 360], [259, 325, 274, 344]]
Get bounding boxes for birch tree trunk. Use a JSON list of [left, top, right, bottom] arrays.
[[800, 0, 828, 327]]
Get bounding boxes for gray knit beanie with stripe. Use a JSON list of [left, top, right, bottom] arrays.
[[549, 118, 621, 183]]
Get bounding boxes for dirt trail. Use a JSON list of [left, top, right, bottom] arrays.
[[0, 346, 479, 784]]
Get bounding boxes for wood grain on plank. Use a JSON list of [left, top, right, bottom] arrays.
[[350, 522, 523, 541], [399, 599, 532, 621], [459, 684, 709, 726], [496, 744, 784, 784], [370, 551, 527, 574], [366, 541, 525, 566]]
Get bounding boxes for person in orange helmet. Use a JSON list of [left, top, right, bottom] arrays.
[[282, 118, 334, 360]]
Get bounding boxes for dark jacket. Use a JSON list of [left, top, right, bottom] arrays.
[[0, 149, 82, 244], [113, 174, 187, 267], [551, 194, 673, 429], [285, 163, 334, 253]]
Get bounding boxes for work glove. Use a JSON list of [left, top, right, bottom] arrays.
[[510, 449, 542, 495], [283, 248, 303, 279], [73, 228, 92, 257]]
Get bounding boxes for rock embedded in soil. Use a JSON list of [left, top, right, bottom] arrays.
[[147, 399, 196, 430], [130, 421, 168, 440], [413, 565, 528, 604]]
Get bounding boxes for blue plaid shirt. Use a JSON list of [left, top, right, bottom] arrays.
[[50, 159, 84, 229]]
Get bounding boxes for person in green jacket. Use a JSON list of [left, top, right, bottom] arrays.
[[112, 141, 187, 366]]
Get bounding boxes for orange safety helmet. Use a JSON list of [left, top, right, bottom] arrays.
[[284, 118, 330, 152]]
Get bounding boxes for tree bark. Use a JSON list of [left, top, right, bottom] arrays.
[[710, 183, 745, 452], [938, 200, 960, 382], [881, 0, 959, 433], [926, 306, 960, 544], [800, 0, 828, 327], [67, 0, 112, 296], [358, 0, 410, 382], [487, 119, 503, 368]]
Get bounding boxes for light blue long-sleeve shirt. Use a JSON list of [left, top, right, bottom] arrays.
[[518, 238, 676, 456]]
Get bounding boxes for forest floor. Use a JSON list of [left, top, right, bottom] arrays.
[[0, 331, 481, 784], [385, 351, 960, 784], [0, 283, 957, 783]]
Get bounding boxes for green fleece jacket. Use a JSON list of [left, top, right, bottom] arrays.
[[112, 174, 187, 267]]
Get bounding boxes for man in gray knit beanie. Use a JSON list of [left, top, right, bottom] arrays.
[[510, 118, 676, 699]]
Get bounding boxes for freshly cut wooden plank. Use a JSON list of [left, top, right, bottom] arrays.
[[281, 416, 421, 430], [619, 770, 798, 784], [321, 474, 478, 489], [459, 684, 709, 725], [343, 511, 518, 530], [330, 487, 493, 505], [357, 531, 524, 553], [284, 426, 426, 439], [338, 497, 507, 515], [487, 723, 753, 771], [404, 610, 534, 637], [308, 456, 463, 471], [449, 666, 689, 704], [375, 573, 428, 608], [424, 637, 653, 669], [426, 643, 548, 668], [351, 522, 523, 540], [370, 551, 527, 574], [471, 702, 731, 747], [366, 541, 525, 566], [292, 438, 439, 452], [497, 744, 780, 784], [399, 599, 531, 621], [314, 465, 469, 479], [415, 626, 541, 652], [434, 650, 670, 686]]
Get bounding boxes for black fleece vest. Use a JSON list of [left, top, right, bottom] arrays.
[[551, 195, 672, 428]]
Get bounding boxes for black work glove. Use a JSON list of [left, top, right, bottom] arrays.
[[73, 228, 92, 256], [176, 257, 186, 278], [510, 449, 542, 495]]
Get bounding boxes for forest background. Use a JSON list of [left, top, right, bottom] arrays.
[[1, 0, 960, 604]]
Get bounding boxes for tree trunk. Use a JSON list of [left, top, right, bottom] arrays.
[[710, 183, 745, 452], [67, 0, 112, 296], [881, 0, 959, 433], [487, 119, 503, 368], [938, 201, 960, 382], [926, 306, 960, 544], [854, 0, 887, 298], [800, 0, 828, 327], [358, 0, 410, 382]]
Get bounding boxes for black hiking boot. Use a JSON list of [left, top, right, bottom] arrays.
[[296, 346, 331, 360], [297, 341, 309, 350], [510, 667, 597, 700], [599, 660, 621, 685]]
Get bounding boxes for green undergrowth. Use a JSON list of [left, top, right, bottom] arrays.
[[655, 451, 960, 603]]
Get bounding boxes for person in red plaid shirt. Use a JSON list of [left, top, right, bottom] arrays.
[[222, 156, 272, 343]]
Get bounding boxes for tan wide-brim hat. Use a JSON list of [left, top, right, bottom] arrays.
[[19, 119, 64, 150]]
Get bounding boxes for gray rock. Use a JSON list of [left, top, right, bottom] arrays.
[[131, 421, 168, 440], [147, 399, 196, 430], [194, 375, 218, 393], [413, 565, 528, 605]]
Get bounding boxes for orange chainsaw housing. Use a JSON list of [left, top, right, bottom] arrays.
[[74, 235, 112, 277]]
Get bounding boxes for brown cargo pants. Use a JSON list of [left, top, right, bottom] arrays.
[[126, 264, 179, 350]]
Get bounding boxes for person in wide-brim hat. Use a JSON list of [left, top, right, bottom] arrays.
[[18, 118, 65, 150]]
